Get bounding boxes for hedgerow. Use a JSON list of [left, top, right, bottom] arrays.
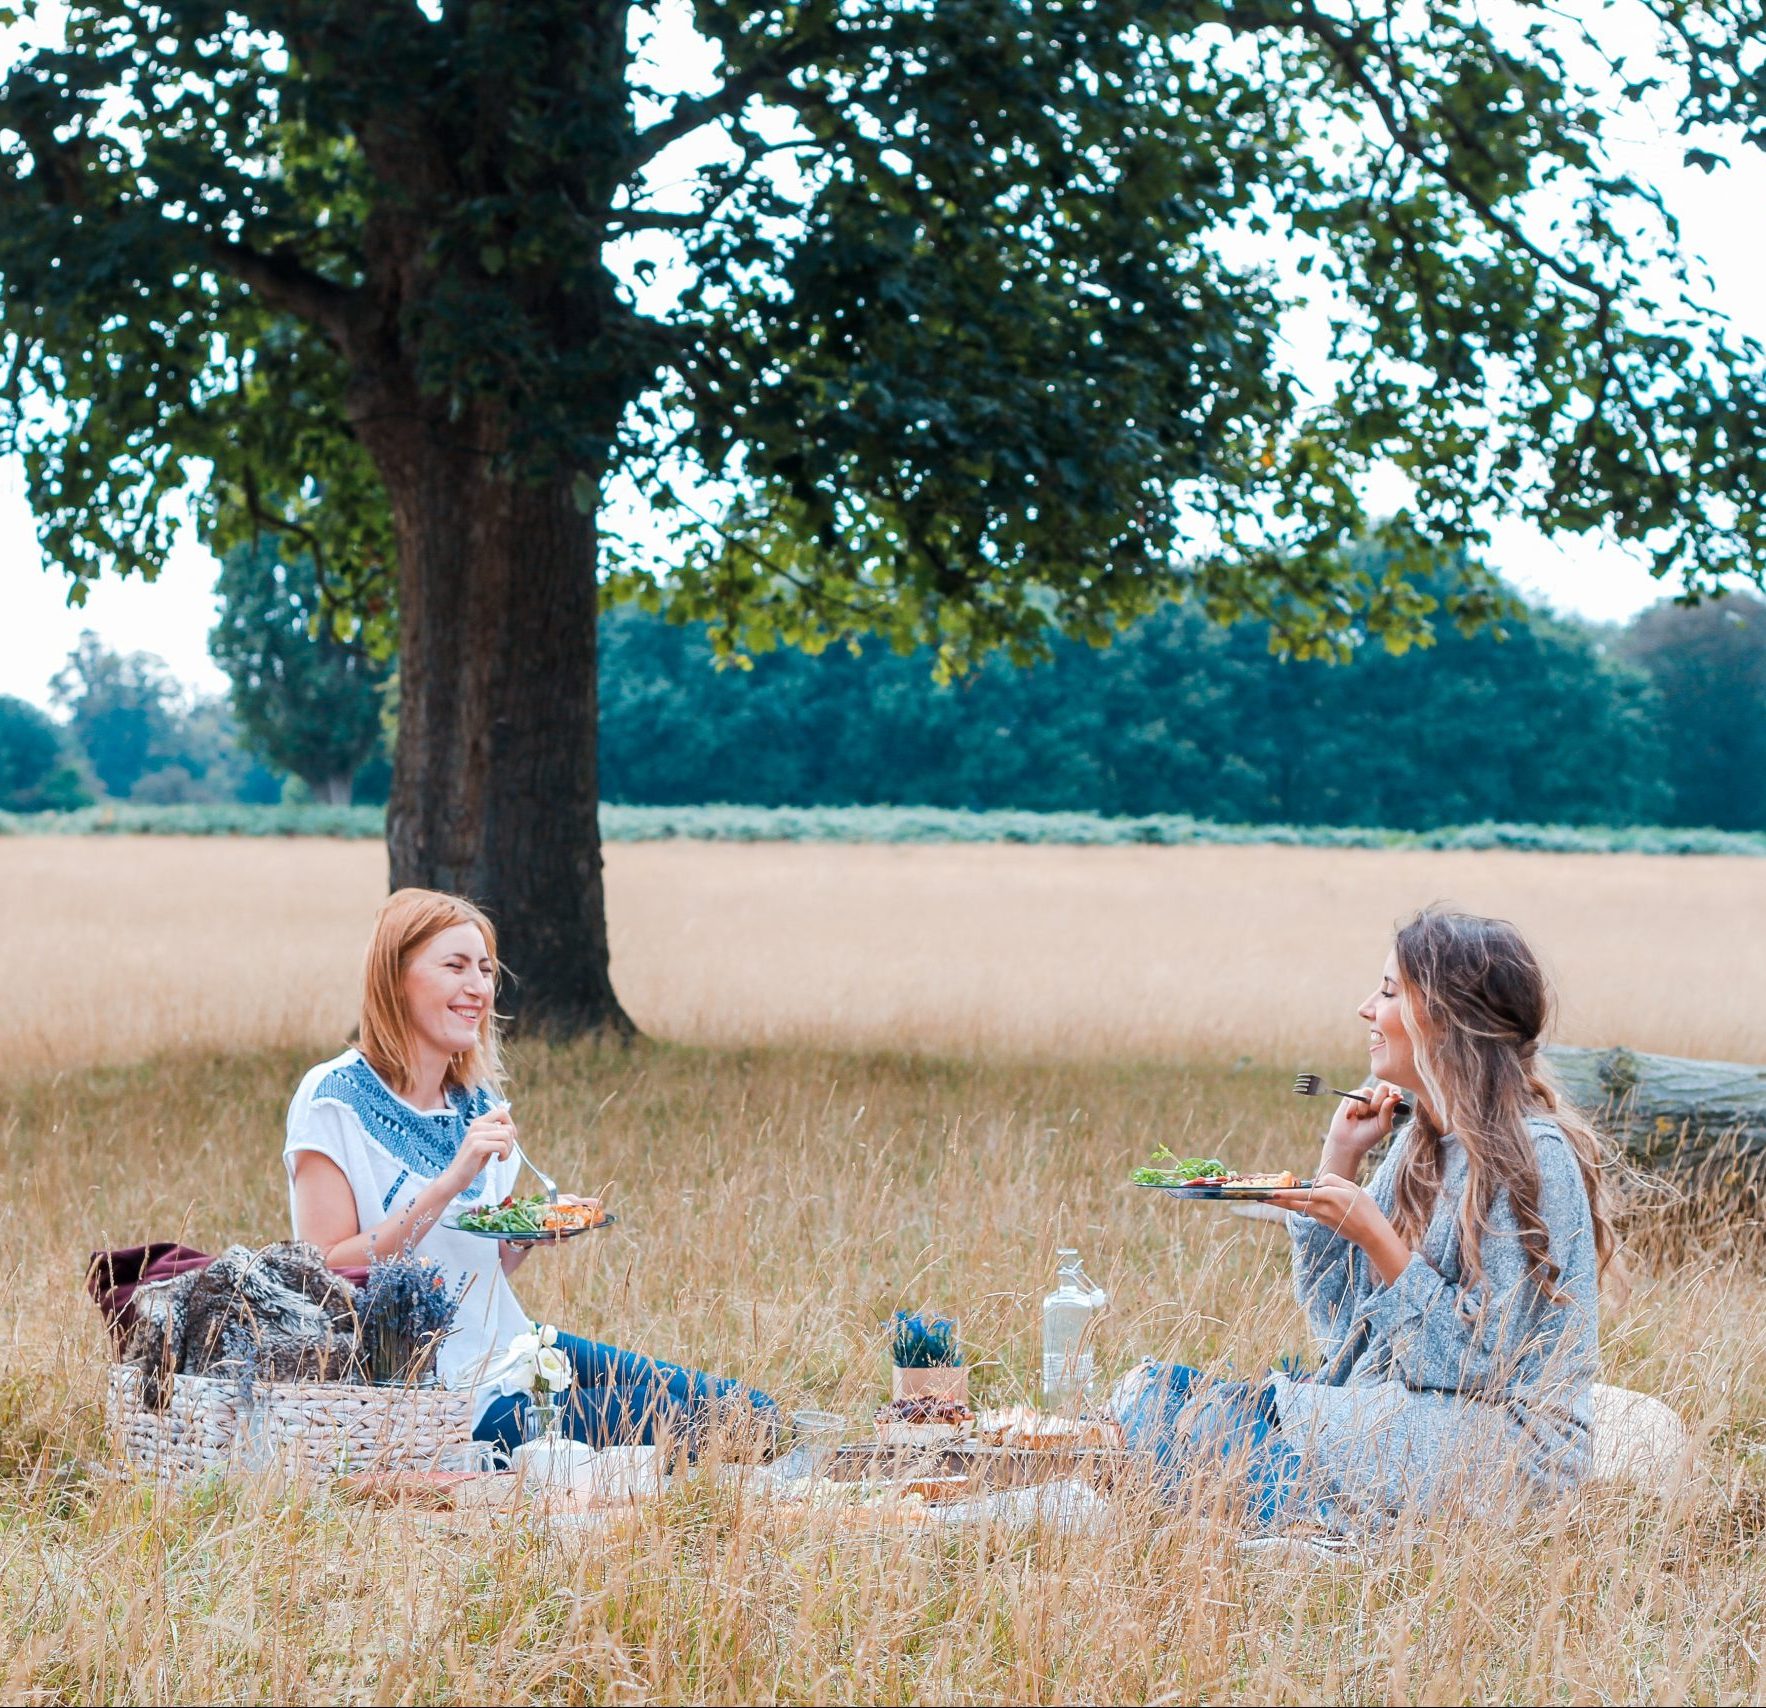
[[2, 801, 1762, 856]]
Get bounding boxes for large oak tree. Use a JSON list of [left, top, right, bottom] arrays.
[[2, 0, 1762, 1031]]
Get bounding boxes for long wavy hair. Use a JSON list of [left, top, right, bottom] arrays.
[[357, 888, 505, 1099], [1387, 907, 1625, 1304]]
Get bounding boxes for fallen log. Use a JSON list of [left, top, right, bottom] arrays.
[[1543, 1046, 1766, 1167]]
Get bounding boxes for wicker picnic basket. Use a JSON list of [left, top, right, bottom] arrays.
[[108, 1365, 474, 1479]]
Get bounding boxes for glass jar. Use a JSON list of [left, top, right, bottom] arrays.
[[522, 1395, 563, 1445]]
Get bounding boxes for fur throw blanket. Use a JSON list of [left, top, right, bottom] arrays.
[[121, 1242, 362, 1409]]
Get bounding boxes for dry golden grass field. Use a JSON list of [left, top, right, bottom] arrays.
[[5, 835, 1763, 1074], [3, 835, 1766, 1704]]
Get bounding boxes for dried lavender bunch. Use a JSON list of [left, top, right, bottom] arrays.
[[218, 1324, 262, 1405], [360, 1253, 466, 1386]]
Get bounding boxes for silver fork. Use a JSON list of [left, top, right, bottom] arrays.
[[511, 1136, 560, 1205], [1292, 1072, 1414, 1120]]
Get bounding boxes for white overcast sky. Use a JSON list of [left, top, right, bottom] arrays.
[[2, 2, 1763, 710]]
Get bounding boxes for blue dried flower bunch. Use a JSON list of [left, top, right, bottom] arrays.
[[362, 1253, 467, 1386], [891, 1311, 962, 1369]]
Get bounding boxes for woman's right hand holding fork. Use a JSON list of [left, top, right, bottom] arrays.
[[1319, 1081, 1406, 1182]]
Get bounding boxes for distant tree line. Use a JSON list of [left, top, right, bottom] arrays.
[[1, 633, 270, 812], [600, 575, 1765, 833], [3, 558, 1760, 831], [0, 624, 392, 814], [0, 540, 392, 812]]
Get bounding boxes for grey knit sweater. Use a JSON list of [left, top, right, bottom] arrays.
[[1269, 1114, 1599, 1520]]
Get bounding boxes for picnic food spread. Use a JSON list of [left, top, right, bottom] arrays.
[[975, 1404, 1125, 1452], [103, 1248, 1130, 1530], [869, 1396, 1124, 1455], [874, 1394, 977, 1445]]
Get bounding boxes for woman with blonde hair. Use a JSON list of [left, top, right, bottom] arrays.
[[1119, 906, 1623, 1528], [284, 888, 775, 1455]]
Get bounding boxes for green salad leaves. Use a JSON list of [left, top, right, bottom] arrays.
[[455, 1194, 552, 1235], [1130, 1147, 1229, 1186]]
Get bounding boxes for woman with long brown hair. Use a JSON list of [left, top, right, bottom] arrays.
[[284, 887, 775, 1457], [1119, 906, 1621, 1528]]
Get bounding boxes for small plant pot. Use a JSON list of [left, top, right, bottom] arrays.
[[892, 1365, 968, 1406]]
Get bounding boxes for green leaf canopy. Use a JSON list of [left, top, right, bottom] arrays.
[[3, 0, 1762, 667]]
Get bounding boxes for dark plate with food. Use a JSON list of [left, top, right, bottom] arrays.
[[1131, 1149, 1313, 1200], [444, 1194, 617, 1241]]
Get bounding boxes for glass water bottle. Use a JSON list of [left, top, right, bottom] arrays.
[[1041, 1248, 1108, 1406]]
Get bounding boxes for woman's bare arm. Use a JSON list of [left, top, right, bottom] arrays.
[[290, 1111, 515, 1267], [290, 1151, 460, 1268]]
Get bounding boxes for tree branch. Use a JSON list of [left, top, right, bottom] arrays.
[[1263, 1, 1619, 308], [621, 24, 838, 179], [209, 237, 365, 351], [0, 334, 36, 407], [607, 137, 819, 234], [242, 462, 328, 583], [662, 482, 893, 625], [6, 66, 369, 352]]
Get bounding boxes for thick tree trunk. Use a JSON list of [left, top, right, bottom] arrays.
[[1544, 1045, 1766, 1167], [364, 397, 632, 1037]]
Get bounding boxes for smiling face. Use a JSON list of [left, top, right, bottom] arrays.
[[1358, 950, 1421, 1088], [402, 922, 495, 1068]]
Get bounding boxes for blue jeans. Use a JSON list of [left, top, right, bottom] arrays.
[[473, 1332, 778, 1457], [1117, 1361, 1317, 1531]]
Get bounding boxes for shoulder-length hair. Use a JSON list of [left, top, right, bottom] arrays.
[[1388, 906, 1625, 1304], [358, 888, 505, 1098]]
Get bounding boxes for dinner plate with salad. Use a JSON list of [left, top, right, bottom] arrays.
[[444, 1194, 617, 1241], [1131, 1147, 1312, 1200]]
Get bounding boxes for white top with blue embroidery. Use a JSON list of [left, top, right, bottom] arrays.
[[283, 1047, 530, 1424]]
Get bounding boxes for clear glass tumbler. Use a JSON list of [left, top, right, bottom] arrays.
[[431, 1440, 499, 1474], [773, 1408, 847, 1482]]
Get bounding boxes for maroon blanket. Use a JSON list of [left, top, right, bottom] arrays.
[[87, 1242, 370, 1351], [87, 1243, 213, 1351]]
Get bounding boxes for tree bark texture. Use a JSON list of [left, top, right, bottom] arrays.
[[1544, 1045, 1766, 1167], [364, 395, 632, 1036]]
